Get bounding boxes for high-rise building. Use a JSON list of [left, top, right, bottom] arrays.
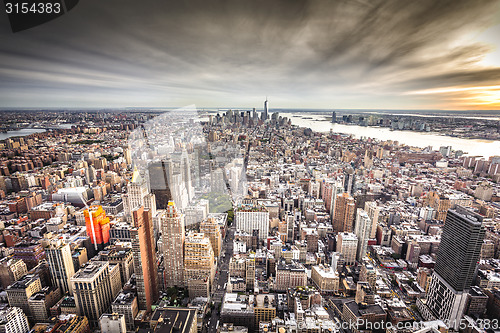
[[235, 204, 269, 241], [0, 307, 30, 333], [333, 193, 355, 233], [0, 257, 27, 289], [364, 201, 380, 239], [84, 205, 111, 250], [161, 202, 185, 288], [28, 286, 62, 323], [148, 160, 173, 210], [71, 261, 114, 329], [322, 179, 343, 217], [112, 291, 138, 332], [6, 274, 42, 320], [45, 239, 75, 295], [184, 233, 215, 298], [181, 149, 194, 202], [425, 206, 486, 328], [246, 254, 256, 291], [359, 260, 377, 292], [262, 98, 269, 121], [343, 167, 356, 195], [99, 246, 134, 288], [131, 206, 159, 312], [354, 209, 372, 262], [336, 232, 358, 265], [122, 168, 156, 220], [331, 111, 336, 123], [200, 217, 222, 258]]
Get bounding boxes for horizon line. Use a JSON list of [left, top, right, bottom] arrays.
[[1, 107, 500, 113]]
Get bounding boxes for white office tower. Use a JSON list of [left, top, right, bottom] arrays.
[[235, 204, 270, 241], [336, 232, 358, 265], [364, 201, 380, 239], [354, 209, 372, 262], [0, 307, 29, 333], [122, 168, 156, 220], [45, 238, 75, 294], [331, 252, 340, 272], [161, 202, 185, 288]]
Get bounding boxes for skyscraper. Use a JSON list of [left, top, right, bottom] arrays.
[[148, 160, 172, 210], [364, 201, 380, 239], [71, 261, 114, 329], [336, 232, 358, 265], [184, 233, 215, 298], [343, 167, 356, 195], [181, 149, 194, 202], [333, 192, 355, 233], [425, 206, 486, 328], [131, 206, 159, 312], [161, 202, 185, 288], [262, 98, 269, 121], [45, 238, 75, 295], [0, 307, 30, 333], [6, 274, 42, 320], [354, 209, 372, 262], [200, 217, 222, 258], [331, 111, 336, 123], [122, 167, 156, 220]]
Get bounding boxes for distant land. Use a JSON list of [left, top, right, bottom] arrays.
[[1, 107, 500, 118]]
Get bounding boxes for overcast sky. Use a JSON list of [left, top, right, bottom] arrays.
[[1, 0, 500, 110]]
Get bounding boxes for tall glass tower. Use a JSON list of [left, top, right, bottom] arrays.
[[425, 206, 485, 328]]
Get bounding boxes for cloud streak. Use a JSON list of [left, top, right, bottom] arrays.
[[0, 0, 499, 109]]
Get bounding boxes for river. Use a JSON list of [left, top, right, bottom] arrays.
[[281, 113, 500, 159], [0, 128, 46, 140]]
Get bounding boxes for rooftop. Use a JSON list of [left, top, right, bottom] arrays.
[[72, 261, 108, 280]]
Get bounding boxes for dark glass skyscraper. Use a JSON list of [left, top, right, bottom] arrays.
[[425, 206, 485, 327], [148, 160, 172, 209], [433, 206, 485, 291]]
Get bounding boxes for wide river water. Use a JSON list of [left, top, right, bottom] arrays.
[[281, 113, 500, 159], [0, 128, 46, 140]]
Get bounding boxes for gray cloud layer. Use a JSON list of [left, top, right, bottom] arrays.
[[1, 0, 499, 109]]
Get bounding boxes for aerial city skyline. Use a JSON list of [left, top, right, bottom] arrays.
[[1, 1, 500, 333], [0, 102, 498, 332]]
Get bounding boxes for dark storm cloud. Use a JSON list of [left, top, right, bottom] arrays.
[[0, 0, 499, 108]]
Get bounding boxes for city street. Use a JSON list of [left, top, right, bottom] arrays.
[[204, 223, 235, 333]]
